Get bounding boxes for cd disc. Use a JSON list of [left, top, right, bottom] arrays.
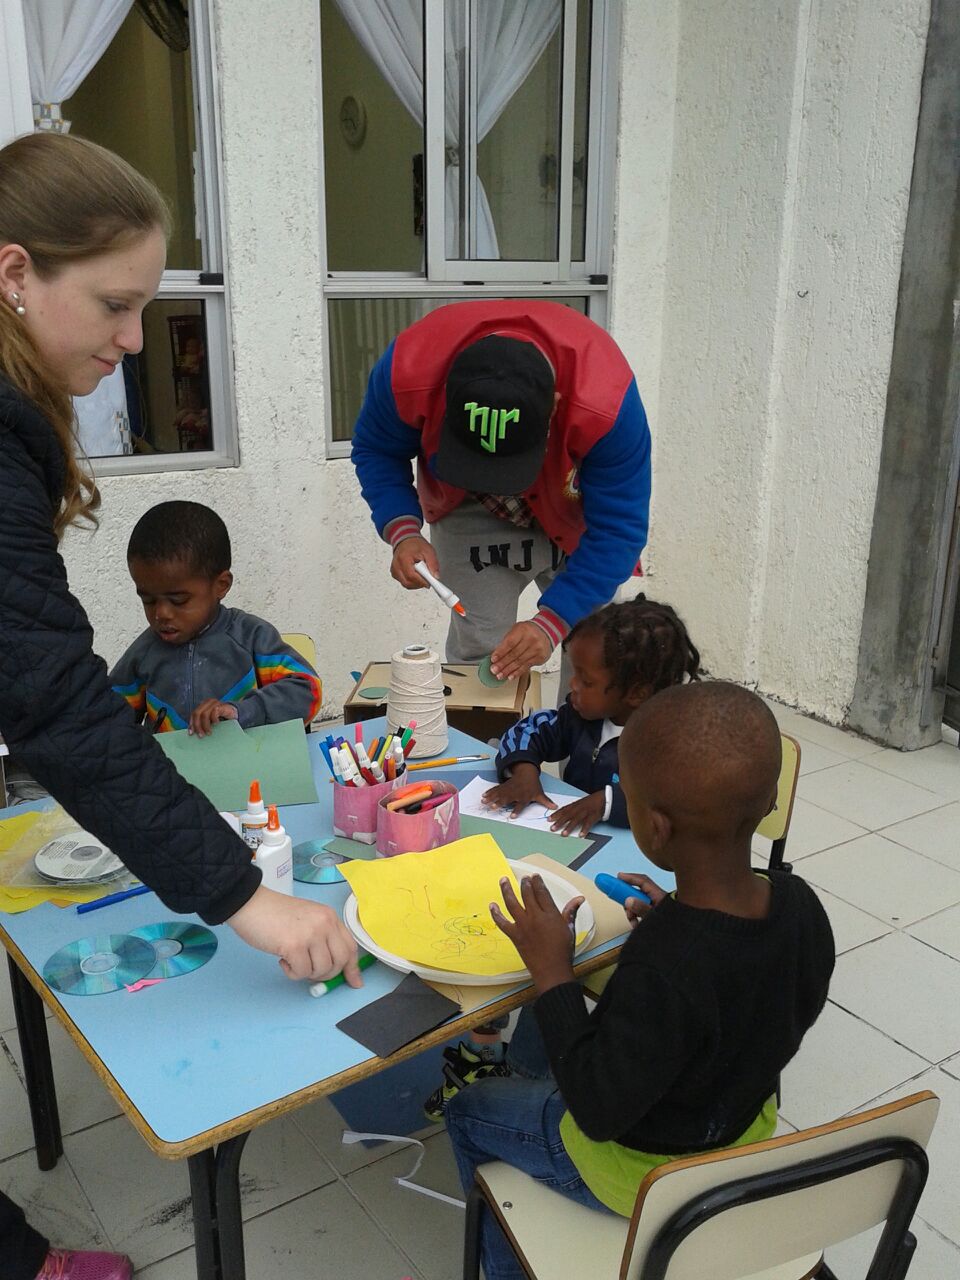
[[129, 922, 218, 979], [43, 933, 156, 997], [294, 840, 350, 884], [34, 832, 124, 884]]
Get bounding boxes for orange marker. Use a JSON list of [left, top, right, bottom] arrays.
[[385, 785, 433, 811]]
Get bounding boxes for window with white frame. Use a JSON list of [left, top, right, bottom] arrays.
[[19, 0, 236, 472], [319, 0, 618, 453]]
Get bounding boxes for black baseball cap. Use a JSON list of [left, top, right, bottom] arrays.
[[433, 335, 555, 495]]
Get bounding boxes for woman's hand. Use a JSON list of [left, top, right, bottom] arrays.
[[188, 699, 238, 737], [483, 764, 557, 820], [228, 886, 362, 983], [490, 874, 584, 994]]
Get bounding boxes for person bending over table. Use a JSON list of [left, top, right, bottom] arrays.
[[0, 133, 359, 1280], [351, 300, 651, 681]]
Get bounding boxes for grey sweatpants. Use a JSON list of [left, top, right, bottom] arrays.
[[429, 501, 566, 664]]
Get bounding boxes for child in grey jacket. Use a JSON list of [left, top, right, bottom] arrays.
[[111, 502, 320, 736]]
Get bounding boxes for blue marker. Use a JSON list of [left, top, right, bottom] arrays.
[[594, 873, 651, 907]]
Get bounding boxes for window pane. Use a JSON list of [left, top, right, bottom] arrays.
[[327, 294, 587, 441], [320, 0, 425, 272], [571, 0, 591, 261], [77, 300, 214, 459], [63, 5, 201, 271], [445, 0, 563, 262]]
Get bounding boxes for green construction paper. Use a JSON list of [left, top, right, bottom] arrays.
[[477, 655, 502, 688], [457, 813, 596, 869], [157, 718, 318, 811], [323, 837, 379, 861]]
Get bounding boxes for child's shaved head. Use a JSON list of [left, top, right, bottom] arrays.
[[620, 682, 782, 844]]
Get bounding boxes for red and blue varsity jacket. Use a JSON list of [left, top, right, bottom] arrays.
[[351, 300, 651, 640]]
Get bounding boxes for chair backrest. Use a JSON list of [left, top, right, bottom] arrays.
[[755, 734, 801, 843], [281, 631, 318, 670], [621, 1091, 939, 1280]]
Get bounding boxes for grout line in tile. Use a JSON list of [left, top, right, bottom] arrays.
[[62, 1149, 118, 1253], [856, 754, 960, 801], [873, 826, 960, 878], [825, 998, 936, 1067], [0, 1032, 25, 1087], [905, 932, 960, 970], [917, 1216, 960, 1253], [838, 1061, 942, 1119]]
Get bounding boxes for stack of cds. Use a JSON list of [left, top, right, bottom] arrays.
[[43, 921, 218, 997], [33, 832, 125, 886]]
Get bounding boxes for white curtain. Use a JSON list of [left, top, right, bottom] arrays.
[[332, 0, 561, 259], [22, 0, 134, 132]]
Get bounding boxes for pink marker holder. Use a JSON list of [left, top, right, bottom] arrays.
[[375, 781, 460, 858], [333, 776, 398, 845]]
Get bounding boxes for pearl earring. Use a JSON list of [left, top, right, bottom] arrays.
[[10, 292, 25, 316]]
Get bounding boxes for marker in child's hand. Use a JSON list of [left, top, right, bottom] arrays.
[[594, 873, 651, 908]]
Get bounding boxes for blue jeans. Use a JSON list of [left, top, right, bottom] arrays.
[[445, 1010, 612, 1280]]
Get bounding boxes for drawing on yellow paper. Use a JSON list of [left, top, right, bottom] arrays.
[[341, 834, 583, 977]]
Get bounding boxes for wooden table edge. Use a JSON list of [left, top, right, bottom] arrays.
[[1, 924, 623, 1161]]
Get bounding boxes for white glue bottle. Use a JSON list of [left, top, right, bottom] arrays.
[[240, 779, 268, 850], [254, 804, 294, 895]]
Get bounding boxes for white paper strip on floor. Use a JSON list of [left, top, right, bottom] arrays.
[[342, 1130, 466, 1208]]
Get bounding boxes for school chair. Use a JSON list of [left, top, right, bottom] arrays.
[[463, 1089, 938, 1280], [281, 632, 318, 733], [281, 632, 318, 670], [760, 734, 802, 872]]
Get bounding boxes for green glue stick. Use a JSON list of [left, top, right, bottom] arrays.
[[308, 952, 376, 998]]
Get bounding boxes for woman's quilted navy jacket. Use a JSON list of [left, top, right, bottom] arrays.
[[0, 379, 260, 923]]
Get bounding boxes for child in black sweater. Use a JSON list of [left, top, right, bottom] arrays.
[[444, 682, 835, 1280], [485, 596, 700, 837]]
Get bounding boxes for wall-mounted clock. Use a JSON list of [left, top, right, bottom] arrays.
[[339, 95, 367, 148]]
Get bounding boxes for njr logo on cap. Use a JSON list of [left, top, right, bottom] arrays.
[[464, 402, 520, 453]]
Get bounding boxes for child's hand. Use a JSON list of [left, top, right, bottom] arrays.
[[549, 791, 605, 837], [491, 874, 584, 993], [616, 873, 667, 927], [483, 764, 558, 820], [189, 699, 238, 737]]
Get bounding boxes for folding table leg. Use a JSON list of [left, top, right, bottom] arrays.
[[8, 956, 62, 1171], [188, 1132, 251, 1280], [214, 1133, 249, 1280], [188, 1149, 219, 1280]]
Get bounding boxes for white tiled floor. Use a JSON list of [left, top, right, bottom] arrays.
[[2, 701, 959, 1277]]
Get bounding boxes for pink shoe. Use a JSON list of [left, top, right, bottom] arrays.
[[35, 1248, 133, 1280]]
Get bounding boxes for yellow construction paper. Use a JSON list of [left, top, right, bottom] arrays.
[[342, 835, 525, 975]]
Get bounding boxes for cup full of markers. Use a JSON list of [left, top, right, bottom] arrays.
[[324, 722, 417, 846], [375, 779, 460, 858]]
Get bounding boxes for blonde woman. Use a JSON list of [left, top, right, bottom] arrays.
[[0, 133, 359, 1280]]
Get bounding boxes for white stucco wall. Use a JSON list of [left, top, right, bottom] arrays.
[[12, 0, 930, 725], [634, 0, 928, 722]]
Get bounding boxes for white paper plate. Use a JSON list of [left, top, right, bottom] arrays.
[[343, 859, 595, 985]]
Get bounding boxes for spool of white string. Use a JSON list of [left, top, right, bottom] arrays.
[[386, 646, 448, 758]]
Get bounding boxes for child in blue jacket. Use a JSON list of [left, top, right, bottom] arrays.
[[484, 596, 701, 837], [424, 597, 700, 1122]]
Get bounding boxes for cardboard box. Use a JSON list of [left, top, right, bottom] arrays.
[[343, 662, 541, 744]]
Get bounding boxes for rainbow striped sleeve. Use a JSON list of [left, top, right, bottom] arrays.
[[144, 693, 187, 732], [255, 653, 323, 722], [112, 678, 146, 718]]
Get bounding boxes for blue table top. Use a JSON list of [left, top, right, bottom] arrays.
[[0, 721, 668, 1152]]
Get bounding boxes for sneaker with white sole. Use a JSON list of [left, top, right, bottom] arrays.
[[35, 1249, 133, 1280], [423, 1041, 511, 1122]]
